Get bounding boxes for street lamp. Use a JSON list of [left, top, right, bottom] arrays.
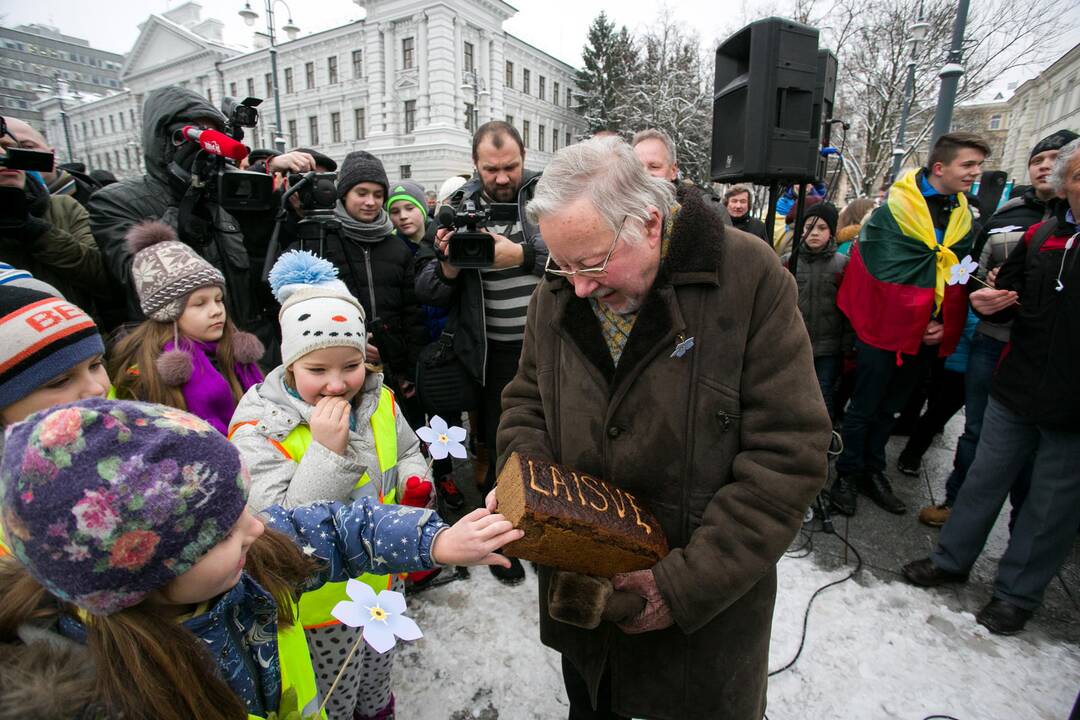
[[36, 76, 76, 164], [460, 69, 489, 134], [930, 0, 970, 148], [239, 0, 300, 152], [889, 7, 929, 181]]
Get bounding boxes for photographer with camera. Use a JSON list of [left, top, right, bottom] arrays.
[[284, 150, 427, 427], [89, 86, 316, 354], [415, 121, 547, 584], [0, 117, 111, 317]]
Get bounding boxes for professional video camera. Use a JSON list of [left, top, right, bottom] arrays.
[[436, 197, 519, 269], [173, 96, 273, 212]]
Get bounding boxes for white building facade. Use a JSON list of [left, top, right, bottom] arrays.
[[999, 42, 1080, 183], [36, 0, 586, 190]]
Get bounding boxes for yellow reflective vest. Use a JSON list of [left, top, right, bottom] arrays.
[[235, 386, 402, 631]]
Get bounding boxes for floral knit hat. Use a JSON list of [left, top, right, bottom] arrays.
[[0, 398, 248, 615]]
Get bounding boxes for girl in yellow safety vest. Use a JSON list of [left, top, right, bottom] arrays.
[[230, 250, 429, 720], [0, 398, 522, 720]]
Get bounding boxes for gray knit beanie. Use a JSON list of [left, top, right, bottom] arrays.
[[337, 151, 389, 200]]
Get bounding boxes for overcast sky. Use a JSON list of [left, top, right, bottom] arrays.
[[2, 0, 1077, 94]]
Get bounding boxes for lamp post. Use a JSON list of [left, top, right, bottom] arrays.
[[930, 0, 970, 147], [239, 0, 299, 153], [890, 7, 929, 181], [460, 69, 489, 134], [37, 76, 76, 164]]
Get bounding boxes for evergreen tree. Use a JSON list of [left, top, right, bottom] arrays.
[[575, 12, 637, 135]]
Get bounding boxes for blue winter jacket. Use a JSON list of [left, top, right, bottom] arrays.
[[58, 499, 446, 717], [944, 308, 980, 373]]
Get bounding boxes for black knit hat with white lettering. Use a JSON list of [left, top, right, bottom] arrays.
[[0, 286, 104, 411]]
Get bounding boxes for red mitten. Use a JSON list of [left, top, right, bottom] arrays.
[[401, 476, 433, 507], [610, 569, 674, 635]]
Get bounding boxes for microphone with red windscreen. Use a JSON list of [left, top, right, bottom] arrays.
[[175, 126, 249, 162]]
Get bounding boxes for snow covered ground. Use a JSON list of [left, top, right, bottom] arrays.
[[393, 551, 1080, 720]]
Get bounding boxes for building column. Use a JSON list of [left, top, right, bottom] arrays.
[[382, 22, 395, 135], [417, 12, 429, 127]]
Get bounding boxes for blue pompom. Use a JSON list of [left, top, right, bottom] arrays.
[[268, 250, 340, 301]]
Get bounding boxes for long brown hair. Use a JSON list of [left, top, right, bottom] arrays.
[[109, 318, 248, 408], [0, 527, 320, 720]]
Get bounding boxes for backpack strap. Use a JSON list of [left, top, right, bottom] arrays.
[[1025, 217, 1060, 276]]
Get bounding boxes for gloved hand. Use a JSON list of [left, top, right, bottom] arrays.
[[547, 571, 646, 630], [611, 569, 673, 635]]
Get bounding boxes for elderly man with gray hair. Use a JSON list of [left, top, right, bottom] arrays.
[[490, 135, 830, 719], [903, 137, 1080, 636]]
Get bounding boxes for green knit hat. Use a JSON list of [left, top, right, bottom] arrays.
[[386, 180, 428, 227]]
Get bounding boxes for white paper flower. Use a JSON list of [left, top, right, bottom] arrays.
[[416, 415, 467, 460], [331, 579, 423, 654], [947, 255, 979, 286]]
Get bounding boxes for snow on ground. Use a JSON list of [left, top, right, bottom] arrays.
[[393, 555, 1080, 720]]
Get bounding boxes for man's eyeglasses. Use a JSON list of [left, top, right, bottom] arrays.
[[545, 216, 628, 278]]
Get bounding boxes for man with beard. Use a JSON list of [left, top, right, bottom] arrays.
[[88, 86, 315, 357], [414, 121, 547, 584]]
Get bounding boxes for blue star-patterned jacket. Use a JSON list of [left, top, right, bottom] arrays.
[[58, 499, 446, 717]]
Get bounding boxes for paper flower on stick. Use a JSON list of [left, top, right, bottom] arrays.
[[416, 415, 467, 460], [947, 255, 979, 286], [331, 579, 423, 653]]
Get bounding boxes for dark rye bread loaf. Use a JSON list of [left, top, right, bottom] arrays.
[[496, 452, 668, 577]]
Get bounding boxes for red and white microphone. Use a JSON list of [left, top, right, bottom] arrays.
[[175, 125, 249, 162]]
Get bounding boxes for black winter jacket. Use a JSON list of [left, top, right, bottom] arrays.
[[88, 87, 278, 354], [287, 209, 425, 385], [731, 213, 770, 243], [414, 172, 547, 384], [971, 188, 1058, 342], [983, 207, 1080, 431], [782, 241, 851, 356]]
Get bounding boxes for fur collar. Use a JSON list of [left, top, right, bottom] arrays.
[[550, 187, 725, 388]]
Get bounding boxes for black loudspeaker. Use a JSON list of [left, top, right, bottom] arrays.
[[976, 171, 1008, 217], [812, 49, 838, 180], [711, 18, 821, 183]]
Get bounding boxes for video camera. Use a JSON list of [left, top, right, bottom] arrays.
[[436, 197, 519, 269], [0, 116, 55, 173], [174, 96, 273, 212]]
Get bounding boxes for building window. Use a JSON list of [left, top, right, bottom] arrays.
[[552, 127, 559, 151], [523, 69, 531, 95], [566, 131, 572, 147], [284, 67, 294, 93], [539, 76, 546, 101], [566, 88, 573, 108], [538, 123, 546, 151], [404, 100, 416, 133], [506, 114, 514, 127], [505, 61, 514, 89], [124, 146, 130, 168], [464, 41, 474, 72], [104, 153, 111, 170], [207, 87, 213, 103], [355, 108, 366, 139], [246, 77, 255, 97], [308, 116, 319, 145], [265, 73, 273, 97], [82, 121, 88, 138], [465, 103, 475, 132], [402, 37, 415, 70], [400, 164, 412, 179], [352, 49, 363, 78], [288, 119, 297, 147], [109, 115, 115, 133], [114, 150, 121, 170], [328, 56, 338, 84], [120, 112, 125, 130], [229, 81, 237, 97], [522, 120, 530, 148], [130, 108, 136, 125], [305, 62, 315, 90], [989, 114, 1002, 130], [553, 81, 560, 106], [331, 112, 341, 143]]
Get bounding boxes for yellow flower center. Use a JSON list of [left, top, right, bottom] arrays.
[[438, 433, 449, 444], [369, 606, 387, 622]]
